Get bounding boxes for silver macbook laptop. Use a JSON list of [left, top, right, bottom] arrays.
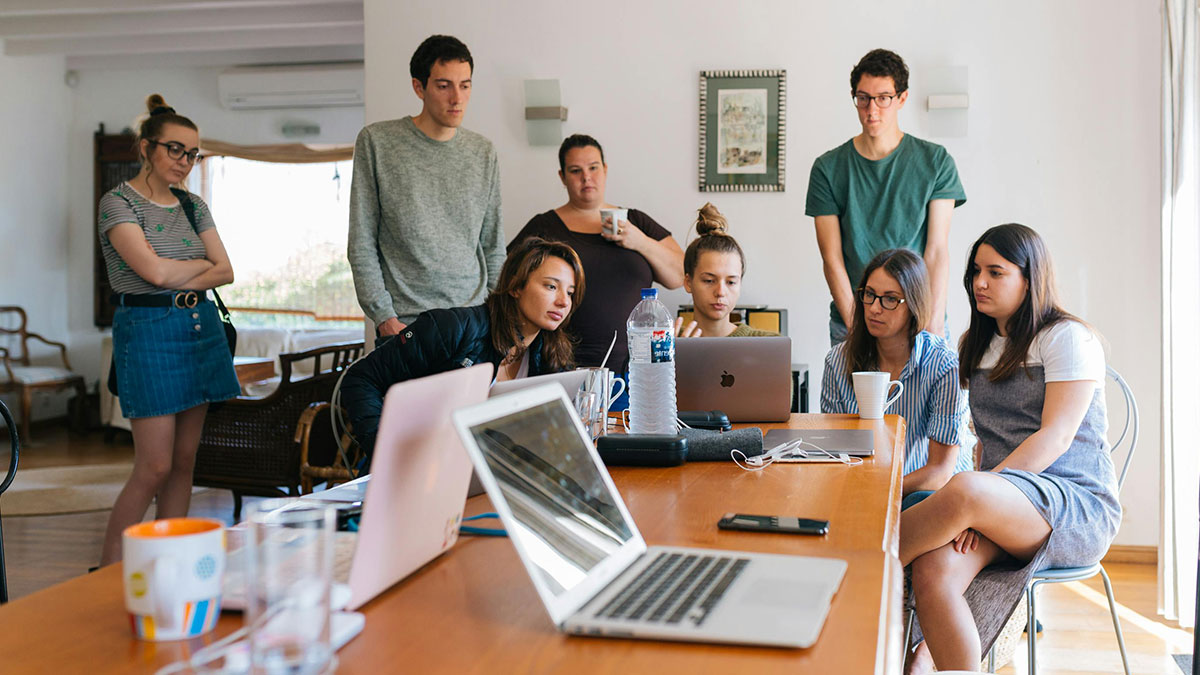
[[489, 369, 589, 399], [763, 428, 876, 457], [675, 336, 792, 422], [452, 384, 847, 648]]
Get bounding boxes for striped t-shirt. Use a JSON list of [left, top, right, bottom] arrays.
[[821, 330, 974, 476], [98, 182, 216, 295]]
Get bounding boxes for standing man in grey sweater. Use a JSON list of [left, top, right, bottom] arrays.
[[348, 35, 504, 345]]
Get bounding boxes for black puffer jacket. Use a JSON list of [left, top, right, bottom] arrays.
[[339, 304, 552, 465]]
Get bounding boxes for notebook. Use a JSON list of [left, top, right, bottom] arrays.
[[675, 336, 792, 422], [762, 428, 876, 458], [452, 384, 847, 648]]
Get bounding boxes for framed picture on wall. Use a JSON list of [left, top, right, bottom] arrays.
[[698, 69, 786, 192]]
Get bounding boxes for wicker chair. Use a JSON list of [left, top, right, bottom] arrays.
[[295, 401, 362, 494], [193, 340, 363, 520]]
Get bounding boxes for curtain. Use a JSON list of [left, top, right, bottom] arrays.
[[1160, 0, 1199, 629], [198, 140, 353, 164]]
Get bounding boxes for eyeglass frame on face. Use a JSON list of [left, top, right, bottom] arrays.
[[852, 92, 901, 109], [146, 139, 201, 164], [857, 288, 906, 311]]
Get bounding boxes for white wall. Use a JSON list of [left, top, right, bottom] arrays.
[[0, 52, 72, 421], [363, 0, 1162, 546], [63, 66, 365, 387]]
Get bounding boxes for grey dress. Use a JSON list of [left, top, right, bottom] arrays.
[[912, 321, 1122, 654]]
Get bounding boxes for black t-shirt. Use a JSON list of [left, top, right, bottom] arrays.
[[508, 209, 671, 372]]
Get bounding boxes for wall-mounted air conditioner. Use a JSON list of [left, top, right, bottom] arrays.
[[218, 63, 364, 110]]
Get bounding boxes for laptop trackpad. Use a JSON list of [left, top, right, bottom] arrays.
[[741, 578, 830, 609]]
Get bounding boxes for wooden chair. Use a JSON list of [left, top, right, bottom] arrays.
[[0, 306, 86, 444], [295, 401, 361, 494], [192, 340, 363, 520]]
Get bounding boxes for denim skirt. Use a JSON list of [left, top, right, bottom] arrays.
[[112, 299, 240, 419]]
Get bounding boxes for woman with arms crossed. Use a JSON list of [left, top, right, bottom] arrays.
[[338, 237, 584, 467], [903, 224, 1120, 673], [99, 95, 238, 564], [820, 249, 972, 508]]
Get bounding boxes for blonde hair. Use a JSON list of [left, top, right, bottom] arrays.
[[683, 202, 745, 276]]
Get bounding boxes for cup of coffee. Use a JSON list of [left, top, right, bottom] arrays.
[[599, 208, 628, 235], [123, 517, 226, 641], [852, 371, 904, 420]]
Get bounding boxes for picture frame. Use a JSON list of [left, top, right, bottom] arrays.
[[698, 69, 786, 192]]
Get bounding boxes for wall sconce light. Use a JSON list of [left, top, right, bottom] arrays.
[[923, 66, 968, 138], [524, 79, 567, 146]]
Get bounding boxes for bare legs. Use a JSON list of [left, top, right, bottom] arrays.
[[100, 404, 208, 565], [902, 471, 1051, 673]]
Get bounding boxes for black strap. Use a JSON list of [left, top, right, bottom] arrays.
[[170, 188, 233, 324]]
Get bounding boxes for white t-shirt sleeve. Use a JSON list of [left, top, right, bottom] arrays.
[[1036, 320, 1106, 383]]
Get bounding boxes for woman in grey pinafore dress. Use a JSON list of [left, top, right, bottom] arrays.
[[901, 224, 1121, 673]]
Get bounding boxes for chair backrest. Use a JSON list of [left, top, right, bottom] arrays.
[[1106, 365, 1139, 494], [0, 307, 30, 366]]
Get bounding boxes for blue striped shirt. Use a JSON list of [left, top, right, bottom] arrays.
[[820, 331, 974, 476]]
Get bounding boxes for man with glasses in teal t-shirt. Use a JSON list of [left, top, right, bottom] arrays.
[[807, 49, 966, 345]]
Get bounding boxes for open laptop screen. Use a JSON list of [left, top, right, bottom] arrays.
[[466, 399, 635, 597]]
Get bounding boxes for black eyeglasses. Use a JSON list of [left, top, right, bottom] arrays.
[[858, 288, 906, 310], [852, 93, 900, 109], [148, 139, 201, 164]]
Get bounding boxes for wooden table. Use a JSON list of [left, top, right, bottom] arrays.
[[232, 355, 275, 387], [0, 414, 906, 674]]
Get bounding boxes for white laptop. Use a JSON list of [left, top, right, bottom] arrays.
[[675, 336, 792, 422], [452, 384, 847, 648], [489, 369, 590, 398], [224, 364, 493, 612]]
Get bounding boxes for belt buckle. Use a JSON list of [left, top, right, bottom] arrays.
[[174, 291, 199, 309]]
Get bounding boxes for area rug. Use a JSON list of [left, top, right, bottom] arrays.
[[0, 463, 200, 516]]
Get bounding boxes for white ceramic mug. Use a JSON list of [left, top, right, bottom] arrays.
[[599, 207, 628, 235], [852, 371, 904, 420], [123, 517, 225, 641]]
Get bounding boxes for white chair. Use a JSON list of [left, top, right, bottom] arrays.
[[1024, 365, 1137, 675]]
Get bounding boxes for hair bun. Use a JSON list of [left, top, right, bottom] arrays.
[[694, 202, 729, 237], [145, 94, 174, 115]]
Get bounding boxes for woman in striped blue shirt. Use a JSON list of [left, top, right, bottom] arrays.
[[820, 249, 972, 508]]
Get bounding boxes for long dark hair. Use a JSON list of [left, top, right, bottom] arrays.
[[843, 249, 931, 377], [486, 237, 585, 372], [683, 202, 745, 277], [958, 223, 1082, 387]]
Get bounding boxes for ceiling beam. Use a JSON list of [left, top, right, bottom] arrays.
[[64, 44, 364, 70], [4, 23, 363, 56], [0, 0, 358, 17], [0, 4, 362, 39]]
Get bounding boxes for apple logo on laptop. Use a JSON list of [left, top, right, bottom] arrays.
[[720, 370, 735, 388]]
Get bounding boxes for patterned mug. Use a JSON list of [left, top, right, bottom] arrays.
[[123, 518, 225, 641]]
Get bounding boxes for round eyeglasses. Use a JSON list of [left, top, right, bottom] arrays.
[[852, 93, 900, 109], [858, 288, 906, 310], [148, 139, 201, 164]]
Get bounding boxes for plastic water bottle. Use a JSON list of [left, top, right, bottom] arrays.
[[626, 288, 677, 434]]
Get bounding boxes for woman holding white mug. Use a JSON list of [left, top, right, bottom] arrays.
[[819, 248, 972, 507]]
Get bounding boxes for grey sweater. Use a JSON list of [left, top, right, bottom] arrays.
[[348, 116, 504, 325]]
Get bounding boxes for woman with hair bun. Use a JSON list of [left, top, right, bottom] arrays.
[[673, 202, 777, 338], [98, 94, 238, 565]]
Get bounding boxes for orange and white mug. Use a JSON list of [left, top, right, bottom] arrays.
[[123, 518, 225, 641]]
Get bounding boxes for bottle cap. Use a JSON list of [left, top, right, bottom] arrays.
[[641, 288, 657, 299]]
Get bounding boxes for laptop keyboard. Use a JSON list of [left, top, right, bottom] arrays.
[[593, 552, 751, 628]]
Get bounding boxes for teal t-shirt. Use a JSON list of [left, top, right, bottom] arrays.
[[805, 134, 966, 325]]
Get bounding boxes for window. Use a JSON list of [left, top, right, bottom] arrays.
[[191, 156, 361, 329]]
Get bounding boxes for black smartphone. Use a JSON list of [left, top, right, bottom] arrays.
[[717, 513, 829, 535]]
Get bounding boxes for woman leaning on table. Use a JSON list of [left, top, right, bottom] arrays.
[[98, 94, 239, 565], [901, 224, 1120, 673], [508, 134, 684, 379]]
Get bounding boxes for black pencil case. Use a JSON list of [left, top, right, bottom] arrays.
[[596, 435, 688, 466], [678, 410, 732, 431]]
